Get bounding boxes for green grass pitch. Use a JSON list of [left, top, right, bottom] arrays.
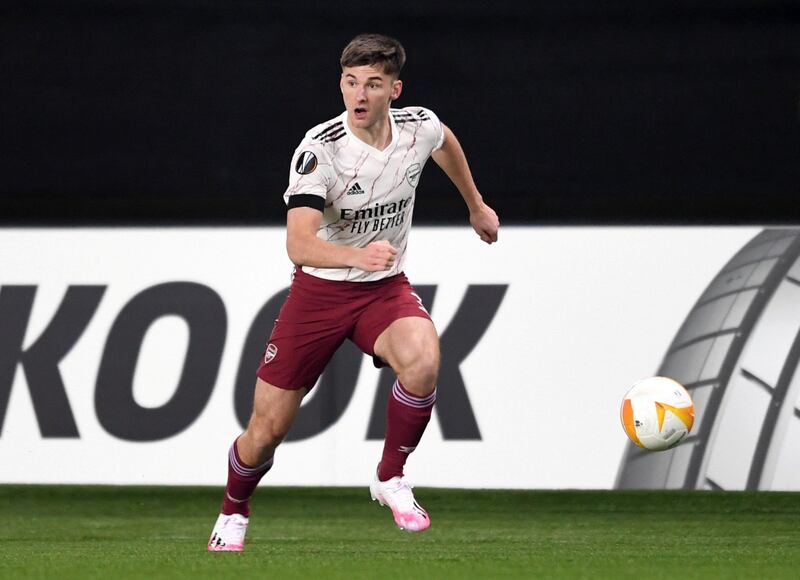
[[1, 485, 798, 579]]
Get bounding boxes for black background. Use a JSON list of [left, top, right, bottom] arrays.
[[2, 0, 799, 225]]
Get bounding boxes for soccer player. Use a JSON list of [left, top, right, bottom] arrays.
[[208, 33, 499, 551]]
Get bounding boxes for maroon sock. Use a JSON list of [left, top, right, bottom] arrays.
[[378, 380, 436, 481], [220, 438, 273, 517]]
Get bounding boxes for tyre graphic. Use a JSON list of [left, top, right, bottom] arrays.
[[616, 228, 800, 490]]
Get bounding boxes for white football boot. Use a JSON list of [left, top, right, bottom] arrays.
[[370, 473, 430, 532], [207, 513, 249, 552]]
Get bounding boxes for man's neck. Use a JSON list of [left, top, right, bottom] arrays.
[[347, 115, 393, 151]]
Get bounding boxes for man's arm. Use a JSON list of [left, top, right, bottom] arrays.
[[431, 124, 499, 244], [286, 206, 397, 271]]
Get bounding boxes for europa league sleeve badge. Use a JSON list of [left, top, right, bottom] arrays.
[[295, 151, 318, 175]]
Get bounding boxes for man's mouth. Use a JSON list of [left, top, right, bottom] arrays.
[[354, 107, 367, 120]]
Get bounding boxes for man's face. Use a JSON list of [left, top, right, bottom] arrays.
[[340, 65, 402, 131]]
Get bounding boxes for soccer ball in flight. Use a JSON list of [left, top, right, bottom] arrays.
[[620, 376, 695, 451]]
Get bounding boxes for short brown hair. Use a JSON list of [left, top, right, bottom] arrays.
[[340, 33, 406, 77]]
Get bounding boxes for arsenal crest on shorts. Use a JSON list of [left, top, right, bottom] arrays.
[[264, 343, 278, 364]]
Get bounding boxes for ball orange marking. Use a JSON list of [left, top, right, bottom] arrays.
[[621, 398, 643, 447], [655, 401, 695, 432]]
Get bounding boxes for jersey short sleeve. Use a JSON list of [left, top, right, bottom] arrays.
[[283, 141, 334, 209], [394, 106, 445, 153], [421, 107, 446, 152]]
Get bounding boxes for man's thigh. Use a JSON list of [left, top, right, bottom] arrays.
[[351, 274, 435, 366], [372, 316, 439, 373]]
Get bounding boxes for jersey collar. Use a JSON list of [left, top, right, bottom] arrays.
[[341, 111, 399, 159]]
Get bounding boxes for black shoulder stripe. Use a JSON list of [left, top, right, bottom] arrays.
[[312, 121, 344, 140], [395, 119, 430, 125], [287, 194, 325, 212], [325, 131, 347, 143], [322, 128, 346, 142], [394, 112, 430, 125]]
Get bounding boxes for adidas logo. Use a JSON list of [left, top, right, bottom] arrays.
[[346, 182, 365, 195]]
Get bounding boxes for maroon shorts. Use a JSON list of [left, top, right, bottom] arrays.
[[256, 268, 432, 390]]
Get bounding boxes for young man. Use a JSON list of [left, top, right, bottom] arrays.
[[208, 33, 499, 551]]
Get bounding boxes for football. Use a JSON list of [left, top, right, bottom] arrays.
[[620, 376, 695, 451]]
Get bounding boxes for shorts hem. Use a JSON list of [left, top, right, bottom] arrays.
[[256, 368, 314, 391]]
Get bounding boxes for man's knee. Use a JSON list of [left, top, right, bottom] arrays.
[[247, 412, 292, 448], [416, 348, 440, 380], [244, 379, 306, 450], [375, 317, 440, 393], [400, 346, 440, 393]]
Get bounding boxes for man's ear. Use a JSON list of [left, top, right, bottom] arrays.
[[391, 79, 403, 101]]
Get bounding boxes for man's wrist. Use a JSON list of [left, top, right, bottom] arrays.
[[343, 246, 362, 269], [464, 191, 484, 213]]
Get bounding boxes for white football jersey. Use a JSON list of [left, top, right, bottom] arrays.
[[283, 106, 445, 282]]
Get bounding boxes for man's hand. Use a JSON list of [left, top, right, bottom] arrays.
[[470, 201, 499, 244], [355, 240, 398, 271]]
